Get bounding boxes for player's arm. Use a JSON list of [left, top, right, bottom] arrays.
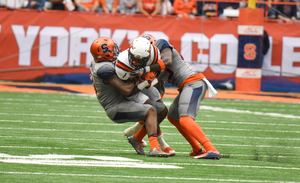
[[105, 74, 150, 97], [144, 47, 172, 73], [154, 71, 167, 97], [157, 47, 172, 68], [105, 74, 136, 96], [96, 64, 145, 96]]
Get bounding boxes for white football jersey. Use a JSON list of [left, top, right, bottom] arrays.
[[115, 45, 161, 81]]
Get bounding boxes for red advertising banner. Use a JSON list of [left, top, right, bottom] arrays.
[[0, 10, 300, 86]]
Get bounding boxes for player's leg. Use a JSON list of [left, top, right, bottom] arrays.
[[177, 80, 220, 159], [167, 115, 204, 156], [123, 92, 150, 147], [141, 87, 175, 155], [154, 99, 175, 156], [167, 94, 204, 156], [131, 98, 174, 156], [124, 121, 144, 137], [144, 105, 168, 157], [125, 86, 174, 154], [124, 86, 160, 137], [106, 100, 167, 157], [123, 121, 147, 147]]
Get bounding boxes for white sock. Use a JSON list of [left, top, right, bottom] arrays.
[[123, 122, 143, 136], [157, 133, 169, 150]]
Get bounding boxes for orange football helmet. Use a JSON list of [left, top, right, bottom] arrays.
[[138, 34, 156, 44], [90, 37, 120, 62]]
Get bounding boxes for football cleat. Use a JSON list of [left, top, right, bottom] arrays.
[[189, 148, 206, 156], [193, 149, 221, 160], [127, 135, 145, 155], [147, 148, 168, 157], [163, 147, 176, 156]]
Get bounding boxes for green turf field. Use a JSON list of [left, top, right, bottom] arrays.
[[0, 91, 299, 182]]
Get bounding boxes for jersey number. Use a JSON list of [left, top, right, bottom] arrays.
[[243, 43, 256, 60]]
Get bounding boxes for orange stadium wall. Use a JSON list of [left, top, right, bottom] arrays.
[[0, 10, 300, 91]]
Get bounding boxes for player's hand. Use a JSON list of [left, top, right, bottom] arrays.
[[144, 72, 157, 82], [144, 72, 157, 88], [130, 68, 145, 78], [132, 66, 150, 78], [133, 68, 145, 77], [133, 76, 144, 83]]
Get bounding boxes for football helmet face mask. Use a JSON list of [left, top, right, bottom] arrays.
[[90, 37, 120, 62], [128, 37, 151, 69], [138, 34, 156, 44]]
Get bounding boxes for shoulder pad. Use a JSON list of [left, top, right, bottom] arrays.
[[97, 64, 115, 80], [115, 67, 131, 80], [154, 39, 173, 52]]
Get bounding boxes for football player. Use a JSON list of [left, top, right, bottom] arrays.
[[89, 37, 168, 157], [115, 37, 175, 156], [125, 35, 221, 159]]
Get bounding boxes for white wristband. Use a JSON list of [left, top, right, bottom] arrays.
[[151, 78, 158, 86], [144, 66, 150, 73], [137, 80, 149, 90]]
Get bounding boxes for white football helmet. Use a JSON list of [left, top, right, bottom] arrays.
[[128, 37, 151, 69]]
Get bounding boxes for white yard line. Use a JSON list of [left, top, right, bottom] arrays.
[[194, 120, 300, 127], [1, 136, 300, 150], [2, 119, 300, 127], [1, 126, 300, 138], [1, 99, 300, 120], [0, 98, 94, 104], [199, 105, 300, 119], [0, 120, 117, 125], [0, 154, 181, 169], [0, 112, 103, 119], [0, 127, 123, 134], [0, 145, 299, 159]]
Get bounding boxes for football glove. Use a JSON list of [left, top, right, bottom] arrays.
[[133, 66, 151, 77], [136, 72, 158, 90], [144, 72, 157, 88], [144, 72, 157, 82]]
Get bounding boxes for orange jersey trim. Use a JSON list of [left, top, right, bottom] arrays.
[[177, 73, 205, 91], [152, 45, 159, 64], [116, 60, 134, 72], [157, 59, 165, 70]]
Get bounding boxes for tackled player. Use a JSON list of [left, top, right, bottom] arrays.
[[89, 37, 168, 157], [115, 37, 175, 156]]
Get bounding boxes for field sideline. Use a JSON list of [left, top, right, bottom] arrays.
[[0, 81, 300, 182]]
